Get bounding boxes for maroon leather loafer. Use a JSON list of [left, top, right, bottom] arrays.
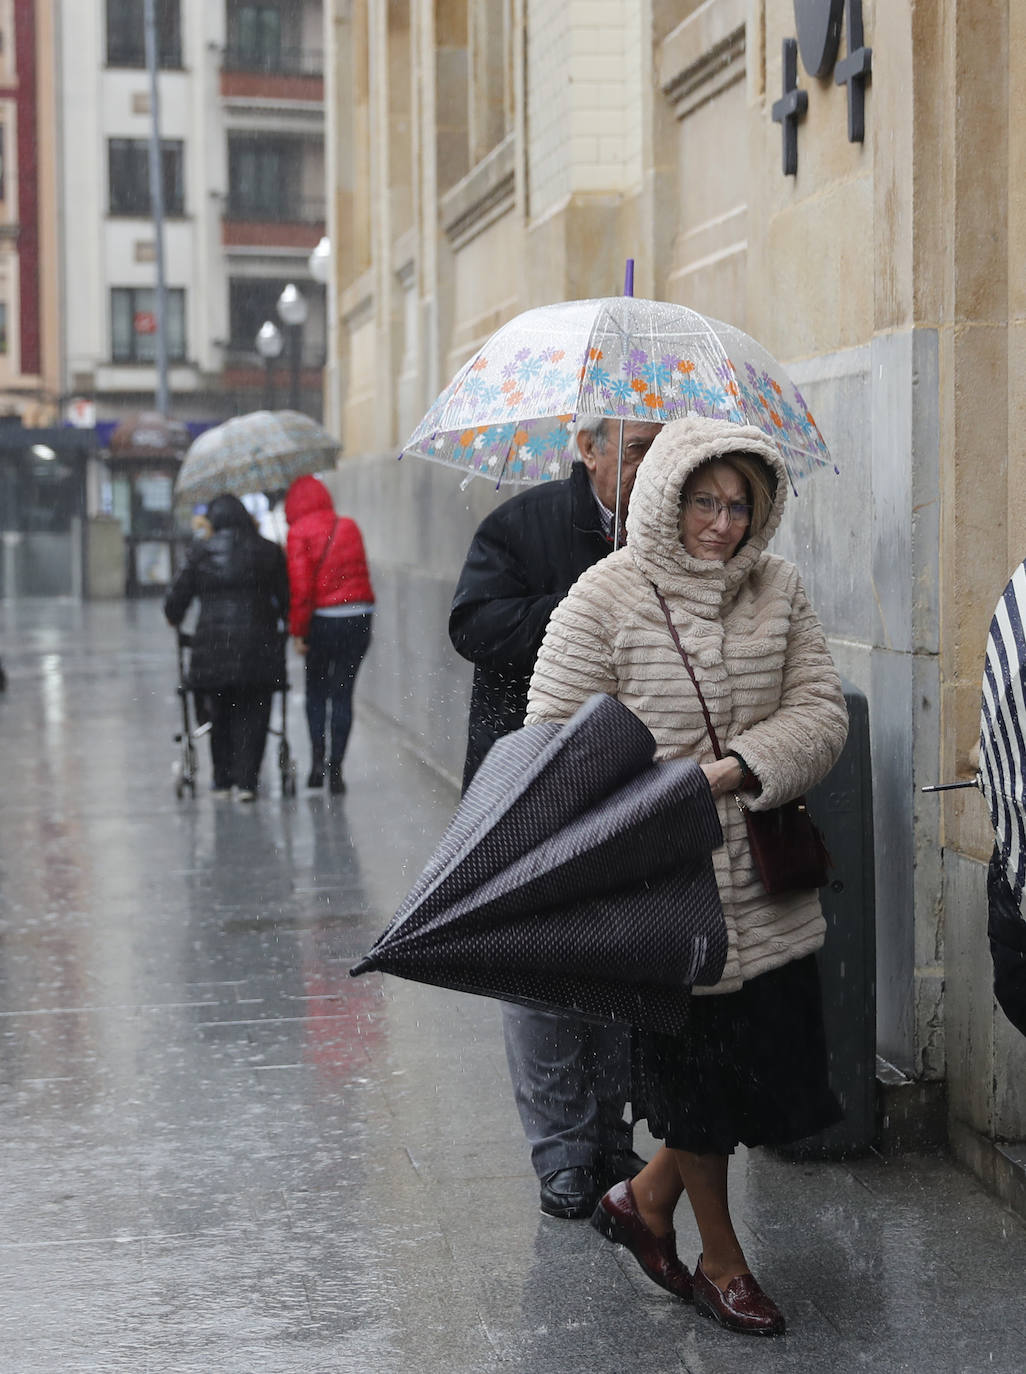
[[692, 1256, 786, 1336], [590, 1179, 693, 1302]]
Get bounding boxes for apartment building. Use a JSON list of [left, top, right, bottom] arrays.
[[0, 0, 61, 422], [59, 0, 326, 429]]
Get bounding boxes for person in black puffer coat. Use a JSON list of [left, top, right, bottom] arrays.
[[164, 493, 289, 800]]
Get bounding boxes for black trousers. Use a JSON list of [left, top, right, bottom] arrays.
[[207, 688, 273, 791], [987, 849, 1026, 1038], [304, 613, 372, 764]]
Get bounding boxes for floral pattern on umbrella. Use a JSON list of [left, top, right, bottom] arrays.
[[402, 297, 835, 491]]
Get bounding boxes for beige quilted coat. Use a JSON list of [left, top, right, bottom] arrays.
[[525, 415, 848, 994]]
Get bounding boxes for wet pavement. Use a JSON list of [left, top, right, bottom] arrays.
[[1, 599, 1025, 1373]]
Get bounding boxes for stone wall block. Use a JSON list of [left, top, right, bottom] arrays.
[[949, 323, 1008, 690], [772, 346, 873, 642], [952, 2, 1008, 326], [869, 645, 916, 1070], [943, 850, 995, 1135], [869, 331, 914, 654], [753, 176, 874, 360], [994, 998, 1026, 1140], [1005, 324, 1026, 574]]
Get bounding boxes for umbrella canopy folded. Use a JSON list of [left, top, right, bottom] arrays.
[[353, 694, 726, 1031], [174, 409, 340, 509]]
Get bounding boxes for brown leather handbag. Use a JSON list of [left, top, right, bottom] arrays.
[[655, 588, 831, 894]]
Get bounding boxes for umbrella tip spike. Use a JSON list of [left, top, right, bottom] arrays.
[[624, 258, 635, 297], [349, 957, 375, 978]]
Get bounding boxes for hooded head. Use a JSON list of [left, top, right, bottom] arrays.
[[207, 493, 255, 532], [284, 474, 335, 525], [624, 415, 788, 594]]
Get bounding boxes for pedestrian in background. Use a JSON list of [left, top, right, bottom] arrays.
[[526, 415, 848, 1336], [448, 415, 662, 1221], [164, 493, 289, 802], [284, 475, 374, 795]]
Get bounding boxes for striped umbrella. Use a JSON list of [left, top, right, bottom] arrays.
[[174, 410, 340, 509], [980, 559, 1026, 917]]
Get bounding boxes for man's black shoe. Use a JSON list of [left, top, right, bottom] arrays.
[[539, 1166, 602, 1220]]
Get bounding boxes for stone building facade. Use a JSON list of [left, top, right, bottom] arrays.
[[323, 0, 1026, 1208]]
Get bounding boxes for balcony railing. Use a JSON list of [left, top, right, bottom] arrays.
[[222, 45, 323, 77], [224, 196, 325, 225]]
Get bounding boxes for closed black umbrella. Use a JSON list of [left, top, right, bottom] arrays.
[[352, 694, 726, 1032]]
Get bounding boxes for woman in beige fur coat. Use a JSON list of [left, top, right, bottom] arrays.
[[525, 414, 848, 1337]]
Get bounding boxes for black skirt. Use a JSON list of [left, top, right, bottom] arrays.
[[631, 954, 842, 1156]]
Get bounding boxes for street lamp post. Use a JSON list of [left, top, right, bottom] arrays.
[[276, 284, 309, 412], [308, 235, 331, 286], [255, 320, 284, 410]]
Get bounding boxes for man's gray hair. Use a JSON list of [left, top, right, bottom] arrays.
[[567, 415, 609, 456]]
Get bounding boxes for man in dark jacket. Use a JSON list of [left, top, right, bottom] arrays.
[[164, 493, 289, 801], [449, 416, 662, 1219]]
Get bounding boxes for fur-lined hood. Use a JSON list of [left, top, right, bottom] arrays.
[[625, 415, 788, 602]]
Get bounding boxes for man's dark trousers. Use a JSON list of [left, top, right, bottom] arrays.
[[449, 462, 634, 1183]]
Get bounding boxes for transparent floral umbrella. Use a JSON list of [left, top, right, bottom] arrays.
[[401, 296, 835, 493]]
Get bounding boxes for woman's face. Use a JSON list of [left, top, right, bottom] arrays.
[[678, 460, 752, 562]]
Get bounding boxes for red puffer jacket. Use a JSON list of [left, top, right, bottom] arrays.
[[284, 475, 374, 639]]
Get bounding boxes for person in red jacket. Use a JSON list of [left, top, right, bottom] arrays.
[[284, 475, 374, 793]]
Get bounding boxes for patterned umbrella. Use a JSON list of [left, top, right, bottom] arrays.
[[351, 694, 726, 1031], [920, 562, 1026, 1037], [980, 558, 1026, 915], [401, 296, 835, 491], [174, 410, 340, 508]]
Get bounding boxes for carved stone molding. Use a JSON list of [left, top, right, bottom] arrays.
[[340, 266, 374, 329], [440, 133, 516, 252], [660, 0, 747, 122]]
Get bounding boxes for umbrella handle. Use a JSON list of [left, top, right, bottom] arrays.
[[920, 778, 980, 793]]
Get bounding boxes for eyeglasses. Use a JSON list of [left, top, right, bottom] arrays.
[[684, 493, 752, 524]]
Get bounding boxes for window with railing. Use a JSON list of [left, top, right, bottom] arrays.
[[224, 1, 321, 76], [227, 137, 324, 223], [106, 0, 182, 69], [109, 139, 184, 216], [111, 287, 186, 363]]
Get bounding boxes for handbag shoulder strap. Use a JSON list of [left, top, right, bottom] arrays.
[[313, 518, 342, 589], [653, 586, 723, 760]]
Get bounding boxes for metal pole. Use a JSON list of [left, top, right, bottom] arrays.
[[288, 325, 301, 411], [144, 0, 170, 415], [612, 418, 625, 551]]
